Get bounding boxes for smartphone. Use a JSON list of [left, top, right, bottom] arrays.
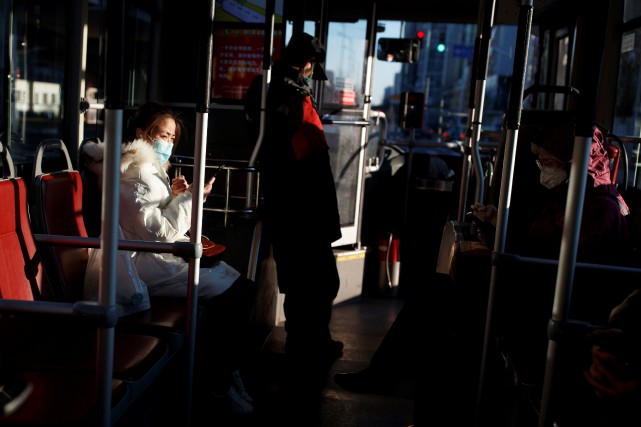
[[209, 165, 225, 180], [212, 164, 225, 178]]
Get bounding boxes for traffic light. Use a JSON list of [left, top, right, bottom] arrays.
[[377, 38, 420, 63], [436, 32, 446, 53], [416, 29, 425, 49]]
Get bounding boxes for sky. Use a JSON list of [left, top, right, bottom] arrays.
[[292, 20, 403, 106]]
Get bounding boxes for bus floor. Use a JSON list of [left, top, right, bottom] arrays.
[[201, 295, 413, 427]]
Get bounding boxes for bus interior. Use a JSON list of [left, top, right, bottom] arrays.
[[2, 0, 641, 426]]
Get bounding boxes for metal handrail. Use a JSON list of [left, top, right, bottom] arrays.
[[171, 156, 261, 227]]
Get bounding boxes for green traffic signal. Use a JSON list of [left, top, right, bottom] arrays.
[[436, 32, 446, 52]]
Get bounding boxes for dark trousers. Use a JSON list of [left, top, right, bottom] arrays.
[[272, 239, 340, 349], [197, 276, 257, 392]]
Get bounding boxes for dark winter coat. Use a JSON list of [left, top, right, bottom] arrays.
[[260, 60, 342, 246]]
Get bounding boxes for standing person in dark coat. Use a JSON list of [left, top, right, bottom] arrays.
[[259, 32, 343, 366]]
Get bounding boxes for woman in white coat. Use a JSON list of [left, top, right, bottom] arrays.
[[82, 102, 256, 415]]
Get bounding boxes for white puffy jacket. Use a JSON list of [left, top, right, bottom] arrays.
[[82, 139, 240, 299]]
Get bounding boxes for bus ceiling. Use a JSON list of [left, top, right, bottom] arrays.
[[292, 1, 479, 23], [286, 0, 557, 26]]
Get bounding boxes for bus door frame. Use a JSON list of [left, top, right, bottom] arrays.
[[321, 4, 377, 249]]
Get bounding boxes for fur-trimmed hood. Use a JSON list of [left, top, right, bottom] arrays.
[[81, 139, 168, 183], [122, 139, 169, 174]]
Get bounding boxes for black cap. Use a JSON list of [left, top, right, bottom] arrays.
[[284, 32, 328, 80]]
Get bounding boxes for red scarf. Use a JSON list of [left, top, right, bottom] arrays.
[[291, 96, 328, 159]]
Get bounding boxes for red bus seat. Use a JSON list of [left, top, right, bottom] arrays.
[[31, 139, 200, 355], [0, 142, 169, 410], [0, 372, 129, 427]]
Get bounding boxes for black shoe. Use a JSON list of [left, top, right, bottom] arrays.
[[333, 368, 396, 395]]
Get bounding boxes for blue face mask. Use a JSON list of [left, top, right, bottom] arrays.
[[151, 139, 173, 164], [303, 74, 313, 86]]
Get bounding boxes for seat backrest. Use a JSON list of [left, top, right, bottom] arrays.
[[0, 143, 50, 301], [31, 139, 89, 302], [1, 140, 16, 179], [78, 138, 103, 238]]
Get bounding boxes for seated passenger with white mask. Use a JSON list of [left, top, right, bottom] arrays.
[[472, 123, 631, 264], [81, 102, 258, 416]]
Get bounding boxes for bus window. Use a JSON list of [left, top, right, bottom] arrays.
[[323, 20, 368, 110], [5, 0, 67, 165], [373, 21, 480, 140], [614, 28, 641, 138]]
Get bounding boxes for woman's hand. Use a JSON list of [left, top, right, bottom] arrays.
[[185, 176, 216, 200], [203, 176, 215, 199], [471, 202, 498, 226], [171, 175, 189, 196]]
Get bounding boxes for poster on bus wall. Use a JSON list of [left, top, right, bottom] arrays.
[[332, 77, 357, 106], [211, 27, 282, 100]]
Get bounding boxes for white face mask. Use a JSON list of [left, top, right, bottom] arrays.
[[539, 166, 568, 189]]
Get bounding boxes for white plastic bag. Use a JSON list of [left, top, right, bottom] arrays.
[[84, 227, 150, 317]]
